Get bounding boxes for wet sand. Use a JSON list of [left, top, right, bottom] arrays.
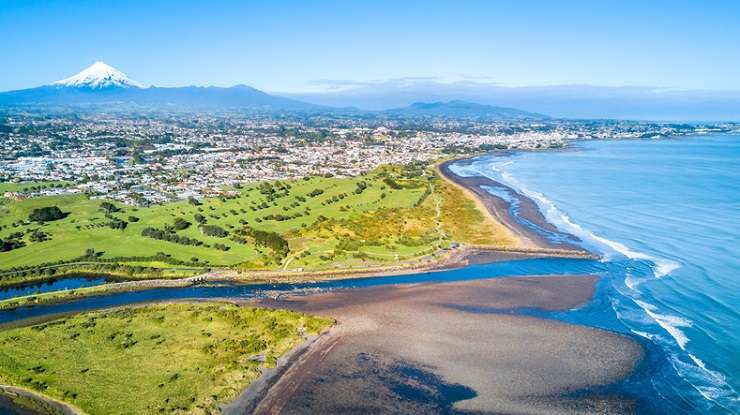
[[242, 276, 643, 414], [438, 159, 588, 254]]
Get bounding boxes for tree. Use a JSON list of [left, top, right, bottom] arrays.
[[29, 229, 50, 242], [200, 224, 228, 238], [29, 206, 66, 222], [99, 201, 121, 214], [173, 218, 191, 230]]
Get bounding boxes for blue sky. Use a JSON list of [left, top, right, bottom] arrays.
[[1, 0, 739, 92]]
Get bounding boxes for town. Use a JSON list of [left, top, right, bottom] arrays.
[[2, 110, 737, 205]]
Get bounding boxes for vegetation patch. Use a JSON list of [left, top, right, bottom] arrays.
[[0, 302, 333, 414]]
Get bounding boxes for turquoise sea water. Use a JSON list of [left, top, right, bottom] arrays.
[[452, 134, 740, 413]]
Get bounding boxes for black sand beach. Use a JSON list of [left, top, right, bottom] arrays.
[[438, 159, 588, 254]]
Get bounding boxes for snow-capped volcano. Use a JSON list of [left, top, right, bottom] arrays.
[[53, 61, 143, 89], [0, 61, 320, 111]]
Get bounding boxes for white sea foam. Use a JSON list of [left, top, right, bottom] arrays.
[[624, 274, 641, 290], [634, 299, 692, 350], [689, 354, 728, 387], [630, 329, 659, 341], [670, 354, 739, 407]]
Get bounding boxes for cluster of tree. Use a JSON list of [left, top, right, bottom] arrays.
[[383, 177, 403, 190], [307, 188, 324, 197], [400, 161, 431, 179], [322, 192, 349, 206], [28, 206, 66, 222], [82, 248, 102, 259], [259, 212, 304, 222], [238, 226, 289, 259], [99, 201, 121, 214], [29, 229, 51, 242], [250, 201, 273, 211], [213, 243, 230, 251], [194, 213, 207, 224], [0, 237, 25, 252], [354, 181, 368, 194], [173, 218, 191, 230], [75, 251, 205, 268], [259, 181, 291, 202], [19, 182, 71, 192], [107, 218, 128, 230], [141, 227, 204, 246], [259, 182, 275, 195], [414, 186, 432, 207], [199, 224, 228, 238]]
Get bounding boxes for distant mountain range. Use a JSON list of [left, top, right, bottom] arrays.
[[0, 62, 318, 112], [286, 79, 740, 121], [0, 62, 547, 119], [382, 100, 546, 120]]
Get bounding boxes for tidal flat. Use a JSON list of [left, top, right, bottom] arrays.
[[248, 275, 643, 414]]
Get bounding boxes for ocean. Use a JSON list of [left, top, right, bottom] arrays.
[[450, 134, 740, 413]]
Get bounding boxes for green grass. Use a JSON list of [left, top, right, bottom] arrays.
[[1, 164, 516, 276], [0, 302, 333, 414]]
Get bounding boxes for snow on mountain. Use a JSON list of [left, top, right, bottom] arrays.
[[53, 61, 144, 89]]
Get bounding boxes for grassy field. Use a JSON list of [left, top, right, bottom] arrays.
[[0, 163, 516, 279], [0, 302, 333, 414]]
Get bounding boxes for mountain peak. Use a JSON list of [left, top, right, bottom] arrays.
[[53, 61, 143, 89]]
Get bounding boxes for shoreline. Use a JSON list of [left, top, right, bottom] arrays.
[[438, 157, 590, 253]]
